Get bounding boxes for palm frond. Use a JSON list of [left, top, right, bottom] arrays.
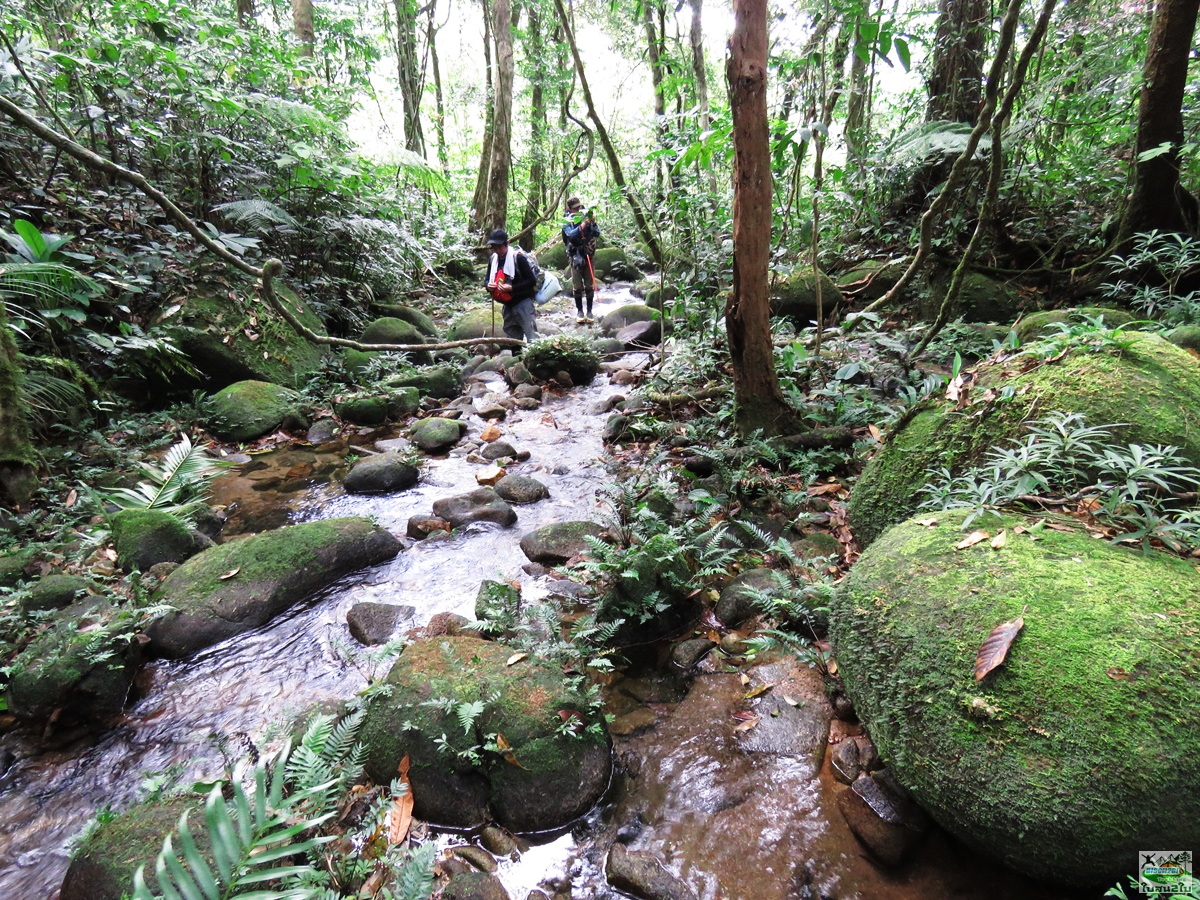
[[21, 370, 87, 426], [0, 262, 97, 309], [100, 434, 227, 512], [213, 199, 299, 235], [888, 120, 992, 165]]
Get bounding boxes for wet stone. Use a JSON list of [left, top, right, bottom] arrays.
[[609, 707, 658, 737], [407, 515, 450, 540], [513, 384, 542, 400], [478, 825, 518, 857], [473, 398, 508, 419], [346, 602, 414, 646], [432, 488, 518, 529], [830, 737, 861, 785], [409, 416, 467, 452], [494, 475, 550, 505], [716, 568, 783, 628], [513, 398, 541, 410], [592, 395, 624, 415], [451, 844, 498, 873], [736, 694, 830, 768], [671, 638, 716, 670], [605, 844, 698, 900], [519, 521, 605, 564], [481, 440, 518, 460], [343, 452, 420, 495], [836, 779, 928, 868], [441, 870, 511, 900], [306, 417, 342, 443], [855, 735, 880, 772]]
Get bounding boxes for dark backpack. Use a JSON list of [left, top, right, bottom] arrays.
[[519, 250, 545, 291]]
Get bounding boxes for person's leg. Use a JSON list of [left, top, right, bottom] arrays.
[[501, 303, 523, 341], [571, 261, 586, 322], [512, 298, 538, 342], [584, 256, 596, 321]]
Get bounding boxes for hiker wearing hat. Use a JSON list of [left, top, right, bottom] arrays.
[[484, 228, 539, 342], [562, 197, 600, 324]]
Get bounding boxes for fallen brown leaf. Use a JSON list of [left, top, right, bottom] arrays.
[[505, 652, 528, 666], [990, 531, 1007, 549], [387, 755, 414, 845], [956, 530, 990, 550], [974, 617, 1025, 681], [733, 716, 761, 733], [743, 683, 774, 700], [219, 568, 240, 580], [496, 733, 524, 768], [1106, 667, 1132, 681], [915, 516, 939, 527]]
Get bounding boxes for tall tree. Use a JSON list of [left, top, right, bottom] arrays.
[[643, 0, 668, 206], [470, 0, 496, 230], [425, 0, 449, 176], [237, 0, 256, 27], [482, 0, 515, 232], [926, 0, 986, 123], [520, 6, 549, 250], [1117, 0, 1200, 241], [393, 0, 426, 155], [292, 0, 314, 56], [725, 0, 793, 436]]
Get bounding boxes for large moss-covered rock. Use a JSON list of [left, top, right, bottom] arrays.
[[521, 334, 600, 385], [831, 509, 1200, 886], [849, 333, 1200, 546], [387, 364, 463, 400], [110, 508, 212, 572], [1011, 307, 1136, 343], [358, 316, 433, 365], [1167, 324, 1200, 353], [540, 243, 569, 270], [205, 380, 305, 443], [837, 258, 908, 302], [369, 303, 440, 338], [61, 796, 207, 900], [409, 417, 467, 453], [145, 517, 401, 658], [770, 271, 843, 328], [921, 271, 1020, 323], [7, 599, 141, 723], [448, 307, 509, 342], [592, 247, 636, 281], [599, 304, 658, 336], [166, 282, 327, 388], [360, 636, 611, 833], [334, 388, 420, 426]]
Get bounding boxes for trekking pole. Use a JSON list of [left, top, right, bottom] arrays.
[[491, 297, 496, 338]]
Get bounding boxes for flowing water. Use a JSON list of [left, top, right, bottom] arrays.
[[0, 290, 1082, 899]]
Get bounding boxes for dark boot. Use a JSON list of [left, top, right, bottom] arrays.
[[585, 289, 595, 323], [575, 291, 586, 324]]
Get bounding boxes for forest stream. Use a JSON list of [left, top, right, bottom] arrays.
[[0, 290, 1081, 900]]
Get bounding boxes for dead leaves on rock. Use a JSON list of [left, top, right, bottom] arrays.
[[974, 617, 1025, 682]]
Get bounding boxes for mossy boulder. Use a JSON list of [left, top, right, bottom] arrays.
[[592, 247, 636, 281], [519, 521, 606, 564], [7, 599, 141, 723], [166, 281, 327, 388], [359, 635, 611, 833], [921, 271, 1020, 323], [334, 388, 421, 426], [205, 380, 306, 443], [831, 509, 1200, 886], [369, 303, 440, 338], [600, 304, 658, 336], [1012, 307, 1136, 343], [849, 333, 1200, 546], [1165, 324, 1200, 353], [20, 573, 90, 613], [358, 316, 433, 365], [769, 271, 843, 327], [145, 517, 401, 658], [447, 307, 509, 342], [409, 417, 467, 453], [521, 334, 600, 385], [387, 364, 463, 400], [540, 242, 569, 270], [343, 452, 420, 494], [61, 796, 208, 900], [837, 258, 908, 302], [110, 508, 212, 572]]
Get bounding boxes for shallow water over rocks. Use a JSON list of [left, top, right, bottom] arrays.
[[0, 291, 1085, 899]]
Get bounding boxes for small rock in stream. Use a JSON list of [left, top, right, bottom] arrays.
[[451, 844, 499, 873], [481, 440, 519, 460], [432, 488, 518, 528], [605, 844, 697, 900], [830, 737, 861, 784], [479, 824, 519, 857], [670, 638, 716, 670], [346, 602, 415, 645], [836, 771, 931, 868], [495, 474, 550, 504]]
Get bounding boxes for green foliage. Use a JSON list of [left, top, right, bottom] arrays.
[[1103, 230, 1200, 327], [97, 433, 228, 514]]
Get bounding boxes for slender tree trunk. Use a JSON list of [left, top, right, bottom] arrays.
[[237, 0, 256, 26], [553, 0, 664, 266], [1117, 0, 1200, 241], [470, 0, 495, 230], [845, 30, 870, 168], [292, 0, 314, 56], [689, 0, 719, 196], [483, 0, 514, 232], [726, 0, 793, 437], [521, 8, 548, 250], [393, 0, 426, 155], [926, 0, 986, 123], [426, 2, 449, 178], [643, 0, 667, 206]]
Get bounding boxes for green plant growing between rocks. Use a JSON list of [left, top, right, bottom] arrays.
[[1102, 230, 1200, 327], [95, 433, 228, 517]]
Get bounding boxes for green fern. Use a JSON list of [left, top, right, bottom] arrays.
[[99, 433, 228, 512], [213, 199, 299, 234]]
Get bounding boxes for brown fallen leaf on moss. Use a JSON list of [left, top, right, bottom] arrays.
[[974, 617, 1025, 681], [956, 530, 990, 550]]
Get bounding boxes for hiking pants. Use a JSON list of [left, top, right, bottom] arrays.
[[502, 297, 538, 343], [571, 257, 594, 315]]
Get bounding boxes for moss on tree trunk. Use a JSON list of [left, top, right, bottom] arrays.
[[0, 300, 37, 505]]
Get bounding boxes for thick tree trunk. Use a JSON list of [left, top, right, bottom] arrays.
[[483, 0, 514, 232], [470, 0, 495, 230], [521, 8, 548, 250], [926, 0, 986, 124], [1118, 0, 1200, 240], [725, 0, 793, 437], [0, 301, 37, 506], [292, 0, 314, 56], [394, 0, 426, 155]]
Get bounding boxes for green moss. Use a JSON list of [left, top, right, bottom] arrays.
[[522, 335, 600, 385], [205, 380, 304, 442], [1166, 324, 1200, 353], [1012, 307, 1136, 342], [358, 317, 433, 365], [850, 332, 1200, 545], [447, 307, 507, 342], [831, 509, 1200, 885], [110, 508, 199, 571]]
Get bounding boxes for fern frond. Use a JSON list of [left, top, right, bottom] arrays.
[[213, 199, 298, 234], [0, 261, 96, 308], [101, 434, 226, 512], [389, 843, 437, 900]]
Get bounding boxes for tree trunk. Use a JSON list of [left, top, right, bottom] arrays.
[[1117, 0, 1200, 240], [926, 0, 986, 123], [725, 0, 793, 437], [470, 0, 495, 231], [292, 0, 314, 56], [483, 0, 514, 232], [845, 30, 870, 168], [426, 1, 450, 178], [394, 0, 426, 155], [689, 0, 719, 196], [521, 7, 548, 250], [237, 0, 256, 26], [643, 0, 667, 206], [0, 301, 37, 506]]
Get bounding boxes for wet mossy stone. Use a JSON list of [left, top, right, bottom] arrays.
[[61, 795, 208, 900], [540, 242, 569, 270], [347, 601, 414, 645], [494, 474, 549, 505], [617, 319, 662, 350], [599, 304, 658, 336], [448, 307, 509, 342], [769, 270, 843, 327], [359, 635, 612, 833], [205, 380, 305, 443], [716, 567, 782, 628], [521, 335, 600, 385], [431, 488, 517, 529], [410, 416, 467, 453], [1012, 307, 1136, 343], [369, 303, 440, 338], [110, 508, 212, 572], [592, 246, 636, 281], [831, 509, 1200, 886], [145, 517, 401, 659], [837, 258, 908, 302], [21, 573, 90, 613], [1165, 324, 1200, 353], [849, 332, 1200, 547], [359, 316, 433, 365], [344, 452, 420, 495], [7, 599, 141, 722], [167, 281, 327, 388], [0, 549, 32, 587], [388, 364, 463, 400], [519, 521, 605, 564], [178, 501, 225, 540], [922, 271, 1019, 323], [334, 393, 388, 426]]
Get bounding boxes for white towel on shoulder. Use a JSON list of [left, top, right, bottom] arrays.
[[487, 251, 517, 284]]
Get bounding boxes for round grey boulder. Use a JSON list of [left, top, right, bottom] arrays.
[[519, 521, 605, 564], [494, 475, 549, 505], [344, 452, 420, 494], [410, 417, 467, 453]]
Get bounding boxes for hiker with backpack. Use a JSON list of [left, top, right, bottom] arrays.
[[484, 228, 539, 343], [562, 197, 600, 324]]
